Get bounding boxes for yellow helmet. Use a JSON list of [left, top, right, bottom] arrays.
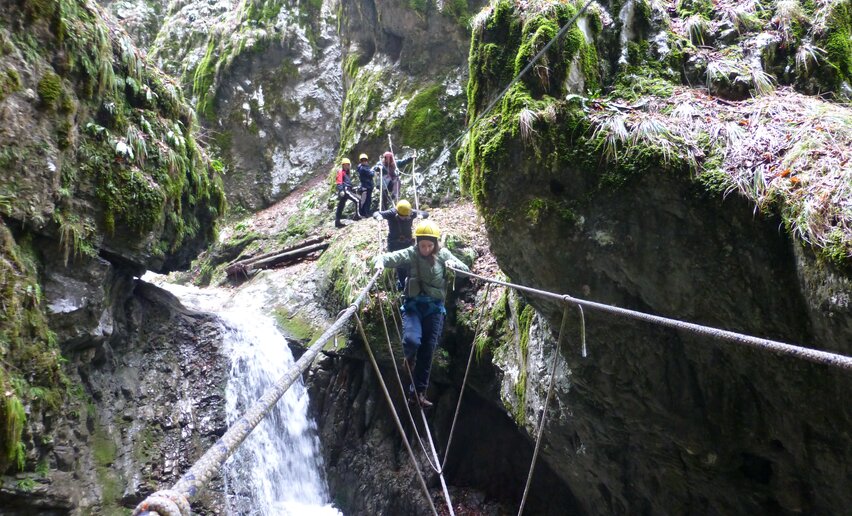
[[396, 200, 412, 216], [359, 153, 368, 161], [414, 220, 440, 240], [341, 158, 351, 166]]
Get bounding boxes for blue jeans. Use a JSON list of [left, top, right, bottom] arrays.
[[402, 300, 445, 393]]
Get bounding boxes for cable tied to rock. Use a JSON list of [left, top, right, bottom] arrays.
[[448, 267, 852, 371]]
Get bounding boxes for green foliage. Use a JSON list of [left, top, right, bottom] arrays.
[[0, 227, 68, 474], [338, 68, 385, 153], [16, 477, 36, 492], [1, 387, 27, 472], [444, 0, 472, 28], [193, 39, 218, 119], [37, 71, 62, 107], [823, 1, 852, 87], [407, 0, 432, 14], [398, 84, 460, 148]]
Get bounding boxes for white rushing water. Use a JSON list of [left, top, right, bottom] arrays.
[[144, 275, 340, 515]]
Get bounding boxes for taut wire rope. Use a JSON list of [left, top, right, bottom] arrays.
[[448, 267, 852, 371], [133, 270, 384, 515], [517, 304, 570, 515], [440, 282, 493, 469], [353, 312, 440, 516], [375, 291, 442, 473]]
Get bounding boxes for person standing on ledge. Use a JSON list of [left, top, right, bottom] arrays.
[[334, 158, 361, 228]]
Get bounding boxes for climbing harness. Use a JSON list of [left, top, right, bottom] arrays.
[[447, 266, 852, 372]]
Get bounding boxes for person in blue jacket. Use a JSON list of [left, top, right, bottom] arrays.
[[372, 199, 428, 289], [374, 220, 469, 408], [356, 153, 374, 217]]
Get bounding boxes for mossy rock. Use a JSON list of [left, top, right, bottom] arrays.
[[37, 71, 62, 107]]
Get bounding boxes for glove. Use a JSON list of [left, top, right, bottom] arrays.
[[420, 211, 429, 219], [372, 212, 382, 220], [374, 258, 384, 270]]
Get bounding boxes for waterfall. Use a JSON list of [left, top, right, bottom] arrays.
[[145, 276, 340, 515]]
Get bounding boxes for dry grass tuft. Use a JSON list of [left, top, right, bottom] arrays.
[[589, 88, 852, 259]]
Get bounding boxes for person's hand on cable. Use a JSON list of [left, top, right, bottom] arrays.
[[374, 257, 384, 271], [372, 212, 382, 220]]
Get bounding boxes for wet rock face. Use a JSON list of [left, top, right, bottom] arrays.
[[100, 0, 169, 48], [304, 317, 580, 514], [211, 37, 343, 209], [0, 280, 228, 514], [477, 137, 852, 514]]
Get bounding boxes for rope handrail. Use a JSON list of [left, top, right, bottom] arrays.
[[133, 270, 383, 515], [448, 267, 852, 371]]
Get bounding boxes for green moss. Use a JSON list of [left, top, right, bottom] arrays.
[[398, 84, 460, 148], [96, 166, 165, 236], [23, 0, 57, 20], [0, 226, 67, 474], [343, 53, 361, 78], [443, 0, 472, 28], [823, 1, 852, 87], [525, 197, 578, 226], [338, 68, 385, 153], [193, 39, 218, 119], [273, 309, 320, 344], [406, 0, 431, 14], [0, 68, 22, 101], [37, 71, 62, 107], [0, 385, 26, 472], [676, 0, 714, 17]]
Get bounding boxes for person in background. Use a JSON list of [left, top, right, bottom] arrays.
[[374, 220, 470, 408], [372, 199, 428, 289], [356, 153, 374, 217], [374, 151, 414, 209], [334, 158, 361, 228]]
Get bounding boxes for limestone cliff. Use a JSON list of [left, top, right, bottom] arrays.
[[459, 0, 852, 512], [0, 0, 226, 510]]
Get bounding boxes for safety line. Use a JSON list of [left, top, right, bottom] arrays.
[[517, 304, 569, 515], [133, 270, 384, 515], [376, 293, 442, 473], [411, 152, 421, 211], [354, 312, 443, 516], [441, 282, 493, 469], [448, 267, 852, 371], [375, 291, 460, 516]]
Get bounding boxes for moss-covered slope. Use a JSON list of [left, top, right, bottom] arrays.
[[0, 0, 225, 272], [0, 0, 224, 481]]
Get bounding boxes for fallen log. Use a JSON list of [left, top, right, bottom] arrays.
[[226, 241, 328, 280], [235, 235, 328, 268]]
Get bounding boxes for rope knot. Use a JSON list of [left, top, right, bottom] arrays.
[[132, 489, 191, 516]]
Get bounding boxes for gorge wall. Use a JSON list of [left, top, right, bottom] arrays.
[[459, 0, 852, 513]]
